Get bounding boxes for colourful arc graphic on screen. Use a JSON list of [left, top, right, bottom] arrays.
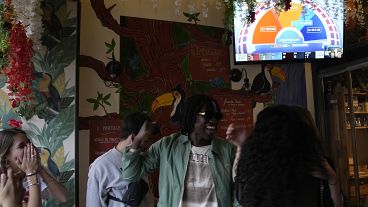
[[236, 0, 342, 58]]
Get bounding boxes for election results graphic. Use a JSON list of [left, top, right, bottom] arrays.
[[233, 0, 344, 62]]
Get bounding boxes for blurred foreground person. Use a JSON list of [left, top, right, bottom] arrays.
[[230, 105, 343, 207], [0, 168, 16, 207]]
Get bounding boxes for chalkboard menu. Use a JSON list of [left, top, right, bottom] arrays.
[[210, 89, 253, 138], [189, 42, 228, 83]]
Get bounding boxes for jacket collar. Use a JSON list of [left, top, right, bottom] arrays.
[[178, 133, 220, 155]]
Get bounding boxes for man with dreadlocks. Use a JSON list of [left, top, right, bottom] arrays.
[[122, 94, 239, 207]]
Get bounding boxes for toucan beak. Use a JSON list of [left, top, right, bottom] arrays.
[[270, 66, 286, 81], [152, 92, 175, 112]]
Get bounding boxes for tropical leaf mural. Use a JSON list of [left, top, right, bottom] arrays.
[[0, 0, 77, 206]]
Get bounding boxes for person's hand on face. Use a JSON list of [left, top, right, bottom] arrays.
[[226, 123, 247, 148], [16, 143, 39, 175], [131, 120, 158, 149], [0, 168, 16, 207]]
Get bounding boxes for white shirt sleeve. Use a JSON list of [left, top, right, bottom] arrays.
[[86, 163, 106, 207]]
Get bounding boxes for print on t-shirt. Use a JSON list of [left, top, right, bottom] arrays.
[[180, 145, 218, 207]]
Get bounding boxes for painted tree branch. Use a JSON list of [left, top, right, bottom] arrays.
[[79, 55, 118, 82], [78, 113, 120, 130], [90, 0, 125, 36]]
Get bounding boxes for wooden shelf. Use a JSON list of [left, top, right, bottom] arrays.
[[347, 126, 368, 129], [346, 112, 368, 114], [345, 92, 368, 96], [353, 92, 368, 96]]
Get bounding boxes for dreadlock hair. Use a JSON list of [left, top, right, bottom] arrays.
[[235, 105, 327, 207], [180, 94, 221, 135], [120, 112, 150, 140]]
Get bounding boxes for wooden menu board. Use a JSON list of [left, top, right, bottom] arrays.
[[89, 120, 121, 163], [210, 89, 253, 138], [188, 42, 229, 82]]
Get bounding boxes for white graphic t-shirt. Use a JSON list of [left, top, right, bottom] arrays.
[[179, 145, 218, 207]]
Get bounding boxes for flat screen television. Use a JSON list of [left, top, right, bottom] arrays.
[[233, 0, 344, 64]]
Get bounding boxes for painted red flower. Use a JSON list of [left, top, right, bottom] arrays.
[[4, 23, 34, 108], [8, 119, 22, 128]]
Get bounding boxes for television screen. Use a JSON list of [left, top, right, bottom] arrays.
[[233, 0, 344, 63]]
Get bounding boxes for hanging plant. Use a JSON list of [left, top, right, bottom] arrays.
[[0, 0, 47, 118], [0, 3, 10, 71], [4, 23, 35, 110], [10, 0, 44, 50]]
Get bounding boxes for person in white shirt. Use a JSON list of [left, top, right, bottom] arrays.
[[86, 112, 154, 207]]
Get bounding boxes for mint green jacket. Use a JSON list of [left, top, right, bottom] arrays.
[[122, 132, 240, 207]]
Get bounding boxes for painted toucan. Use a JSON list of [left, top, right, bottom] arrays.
[[251, 66, 271, 95], [267, 64, 286, 90], [151, 84, 185, 123], [38, 147, 60, 178], [33, 72, 61, 112]]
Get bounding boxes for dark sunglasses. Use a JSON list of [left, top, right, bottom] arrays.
[[198, 111, 223, 120]]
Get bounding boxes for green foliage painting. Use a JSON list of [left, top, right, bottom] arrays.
[[0, 0, 77, 206]]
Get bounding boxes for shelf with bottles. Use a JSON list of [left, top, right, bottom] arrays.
[[345, 98, 368, 113], [346, 117, 368, 129], [349, 159, 368, 179], [347, 127, 368, 130]]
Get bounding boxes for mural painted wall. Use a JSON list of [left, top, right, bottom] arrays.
[[0, 0, 77, 206], [78, 0, 315, 206]]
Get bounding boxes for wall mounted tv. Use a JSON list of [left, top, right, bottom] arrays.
[[233, 0, 344, 64]]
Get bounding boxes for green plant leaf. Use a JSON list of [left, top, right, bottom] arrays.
[[103, 93, 111, 101], [47, 107, 75, 154], [106, 48, 113, 54], [59, 170, 74, 183], [97, 91, 103, 100], [103, 100, 111, 106], [86, 98, 97, 103], [60, 97, 74, 109], [183, 12, 191, 18], [61, 84, 75, 97], [111, 38, 116, 48], [93, 102, 99, 111], [60, 159, 75, 172]]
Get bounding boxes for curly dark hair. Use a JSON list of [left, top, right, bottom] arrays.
[[235, 105, 327, 207], [180, 94, 221, 135]]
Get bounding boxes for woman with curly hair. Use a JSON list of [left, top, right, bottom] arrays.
[[228, 105, 342, 207]]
